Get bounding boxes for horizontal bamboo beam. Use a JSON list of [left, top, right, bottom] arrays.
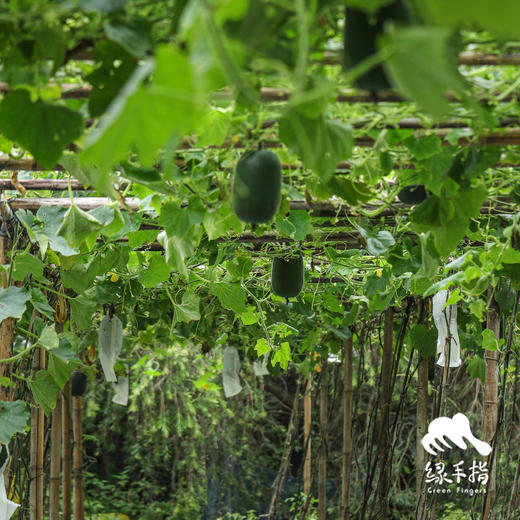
[[1, 84, 519, 105], [321, 51, 520, 67], [65, 48, 520, 67], [5, 196, 513, 219]]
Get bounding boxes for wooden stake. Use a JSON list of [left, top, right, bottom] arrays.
[[0, 232, 14, 403], [303, 375, 312, 497], [49, 393, 62, 520], [73, 395, 84, 520], [378, 307, 393, 518], [62, 381, 72, 520], [483, 286, 499, 519], [37, 350, 46, 520], [416, 300, 428, 505], [341, 335, 353, 520], [318, 359, 328, 520]]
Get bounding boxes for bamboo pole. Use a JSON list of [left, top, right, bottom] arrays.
[[0, 231, 14, 403], [62, 381, 72, 520], [318, 359, 328, 520], [378, 308, 394, 518], [303, 375, 312, 497], [37, 350, 46, 520], [73, 395, 84, 520], [416, 300, 429, 517], [483, 287, 500, 519], [341, 335, 353, 520], [49, 394, 62, 520]]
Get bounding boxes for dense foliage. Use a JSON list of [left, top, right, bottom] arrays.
[[0, 0, 519, 518]]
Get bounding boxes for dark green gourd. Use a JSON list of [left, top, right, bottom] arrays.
[[397, 184, 427, 204], [343, 1, 410, 92], [232, 150, 281, 223], [70, 370, 87, 397], [271, 256, 304, 299]]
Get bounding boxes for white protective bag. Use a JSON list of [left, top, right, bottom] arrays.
[[432, 290, 461, 367]]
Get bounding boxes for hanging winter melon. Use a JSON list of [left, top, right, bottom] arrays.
[[343, 1, 411, 92], [232, 149, 281, 223], [70, 370, 87, 397], [397, 184, 427, 204], [271, 256, 304, 299]]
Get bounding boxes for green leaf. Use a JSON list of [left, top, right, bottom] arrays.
[[203, 202, 243, 240], [271, 342, 291, 370], [61, 264, 90, 293], [86, 40, 138, 118], [57, 204, 102, 248], [381, 26, 466, 118], [29, 288, 55, 319], [12, 253, 44, 282], [29, 371, 60, 416], [82, 44, 205, 169], [38, 325, 59, 351], [403, 134, 442, 159], [254, 338, 270, 357], [157, 230, 198, 278], [482, 328, 498, 351], [322, 293, 343, 314], [279, 111, 353, 182], [410, 185, 488, 256], [70, 288, 97, 331], [325, 177, 374, 205], [104, 19, 153, 59], [344, 0, 393, 13], [423, 272, 465, 297], [0, 400, 29, 443], [240, 307, 258, 325], [48, 354, 74, 389], [275, 210, 313, 241], [418, 0, 520, 39], [80, 0, 125, 12], [0, 89, 84, 168], [209, 282, 247, 315], [467, 356, 485, 383], [0, 287, 30, 320], [173, 292, 200, 324], [138, 255, 170, 288], [408, 324, 436, 357]]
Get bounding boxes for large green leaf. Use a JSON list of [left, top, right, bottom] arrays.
[[57, 204, 102, 248], [410, 185, 488, 256], [381, 26, 466, 118], [82, 44, 205, 169], [203, 202, 244, 241], [0, 90, 84, 168], [29, 371, 60, 416], [0, 287, 30, 321], [418, 0, 520, 39], [138, 255, 170, 288], [38, 325, 59, 351], [209, 282, 247, 315], [0, 400, 29, 443], [70, 288, 98, 331], [173, 292, 201, 324], [279, 111, 353, 182]]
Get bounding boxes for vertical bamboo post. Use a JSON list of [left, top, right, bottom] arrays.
[[379, 307, 393, 518], [0, 231, 14, 403], [73, 395, 84, 520], [341, 335, 353, 520], [303, 375, 312, 497], [62, 381, 72, 520], [318, 359, 328, 520], [49, 392, 62, 520], [30, 347, 45, 520], [483, 286, 499, 519], [416, 300, 428, 503], [37, 350, 46, 520]]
